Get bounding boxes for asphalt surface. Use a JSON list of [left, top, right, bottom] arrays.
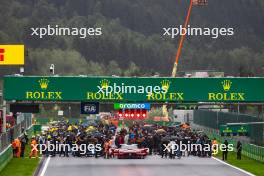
[[38, 155, 252, 176]]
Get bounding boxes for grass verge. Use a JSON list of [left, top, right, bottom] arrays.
[[216, 151, 264, 176], [0, 145, 40, 176]]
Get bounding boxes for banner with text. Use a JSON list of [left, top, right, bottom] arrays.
[[3, 76, 264, 102], [114, 103, 151, 110]]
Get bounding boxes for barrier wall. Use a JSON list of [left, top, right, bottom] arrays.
[[0, 114, 32, 153], [0, 115, 33, 173], [200, 127, 264, 163], [193, 110, 264, 145]]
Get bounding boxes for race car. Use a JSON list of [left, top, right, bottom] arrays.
[[111, 144, 148, 159]]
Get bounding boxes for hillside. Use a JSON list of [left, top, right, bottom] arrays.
[[0, 0, 263, 76]]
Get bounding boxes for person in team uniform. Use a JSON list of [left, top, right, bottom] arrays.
[[237, 141, 242, 160]]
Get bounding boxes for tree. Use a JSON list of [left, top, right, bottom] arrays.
[[123, 62, 140, 76], [106, 60, 122, 76]]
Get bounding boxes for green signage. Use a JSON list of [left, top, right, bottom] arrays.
[[3, 76, 264, 102], [114, 103, 151, 110], [220, 125, 249, 136], [237, 125, 249, 133]]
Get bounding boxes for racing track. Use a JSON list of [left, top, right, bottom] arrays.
[[38, 155, 253, 176]]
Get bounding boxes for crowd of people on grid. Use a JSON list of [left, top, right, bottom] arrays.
[[115, 122, 215, 159], [11, 119, 242, 160]]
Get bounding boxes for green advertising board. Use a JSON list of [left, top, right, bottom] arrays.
[[220, 125, 249, 136], [114, 103, 151, 110], [3, 76, 264, 102]]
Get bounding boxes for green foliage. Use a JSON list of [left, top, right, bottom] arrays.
[[0, 0, 263, 76], [28, 49, 88, 75], [0, 140, 40, 176], [216, 151, 264, 176]]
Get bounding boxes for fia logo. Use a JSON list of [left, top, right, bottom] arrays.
[[0, 48, 4, 61], [84, 105, 97, 113]]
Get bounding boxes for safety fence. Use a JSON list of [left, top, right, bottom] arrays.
[[193, 110, 264, 145], [0, 113, 32, 153], [193, 124, 264, 163], [0, 114, 33, 173]]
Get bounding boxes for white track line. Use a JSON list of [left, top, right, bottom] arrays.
[[39, 156, 50, 176], [212, 157, 255, 176], [0, 144, 11, 155]]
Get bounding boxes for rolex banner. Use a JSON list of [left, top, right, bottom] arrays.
[[3, 76, 264, 102]]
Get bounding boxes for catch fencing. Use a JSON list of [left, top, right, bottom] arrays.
[[0, 113, 32, 153], [193, 110, 264, 145], [196, 126, 264, 163]]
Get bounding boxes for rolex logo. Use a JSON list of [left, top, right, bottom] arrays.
[[100, 79, 110, 90], [38, 78, 49, 90], [222, 80, 232, 91], [161, 80, 171, 92]]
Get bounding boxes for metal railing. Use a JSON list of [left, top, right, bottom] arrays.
[[192, 123, 264, 162], [193, 110, 264, 145], [0, 114, 32, 153]]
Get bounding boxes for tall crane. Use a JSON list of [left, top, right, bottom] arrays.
[[172, 0, 208, 77], [163, 0, 208, 117]]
